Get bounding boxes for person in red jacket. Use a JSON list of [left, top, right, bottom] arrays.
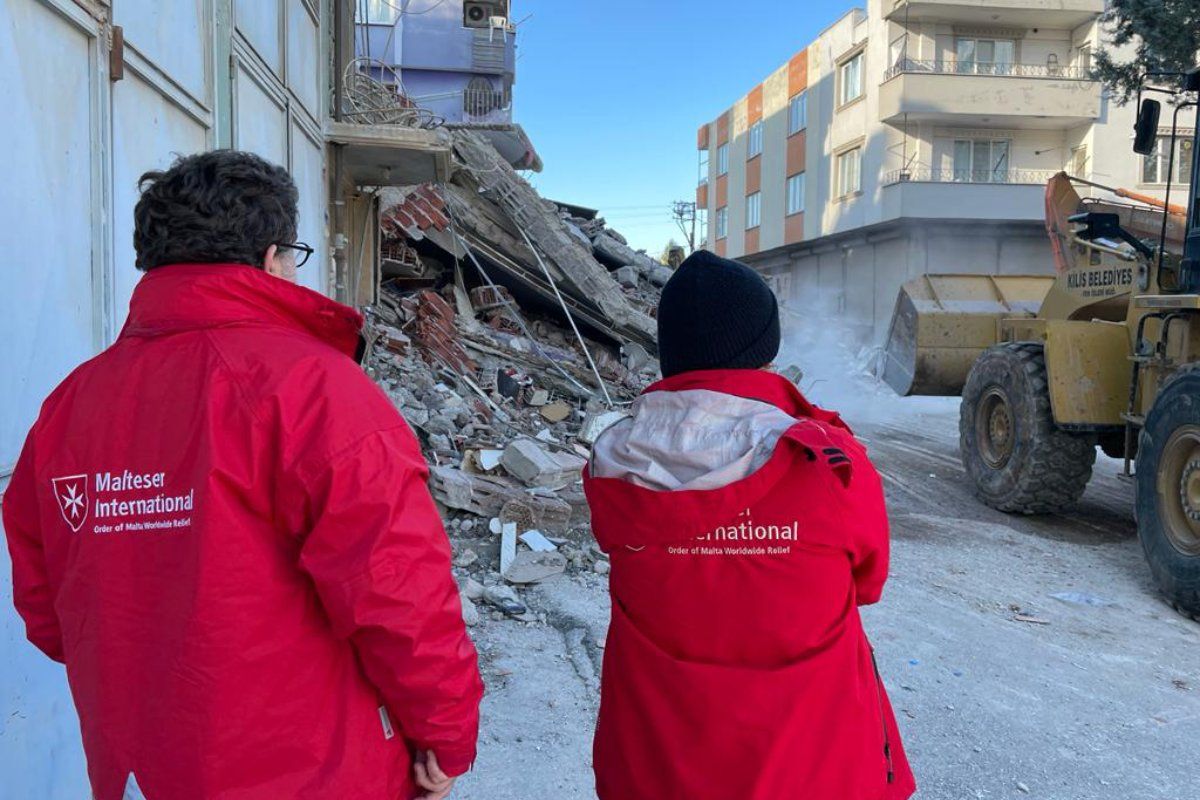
[[2, 151, 482, 800], [583, 250, 916, 800]]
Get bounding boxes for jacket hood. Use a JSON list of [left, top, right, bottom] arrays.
[[120, 263, 364, 359], [584, 370, 851, 550]]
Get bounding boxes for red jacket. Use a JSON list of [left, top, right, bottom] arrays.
[[2, 264, 482, 800], [583, 370, 915, 800]]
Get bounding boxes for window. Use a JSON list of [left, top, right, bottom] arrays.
[[838, 52, 864, 106], [787, 173, 806, 215], [955, 38, 1016, 75], [953, 139, 1010, 182], [361, 0, 398, 24], [1074, 44, 1092, 73], [889, 35, 908, 70], [716, 207, 729, 239], [717, 143, 729, 176], [748, 121, 763, 158], [746, 192, 762, 229], [788, 92, 807, 135], [837, 148, 862, 196], [1143, 135, 1194, 184], [699, 149, 710, 186]]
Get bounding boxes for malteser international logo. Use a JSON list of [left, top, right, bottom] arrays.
[[48, 469, 196, 536], [51, 474, 90, 533]]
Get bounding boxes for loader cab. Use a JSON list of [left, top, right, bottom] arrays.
[[1129, 68, 1200, 293]]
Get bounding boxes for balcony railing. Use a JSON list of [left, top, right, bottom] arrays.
[[882, 168, 1059, 186], [884, 59, 1094, 82]]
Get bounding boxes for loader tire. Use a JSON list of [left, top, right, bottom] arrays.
[[959, 342, 1096, 514], [1135, 364, 1200, 619]]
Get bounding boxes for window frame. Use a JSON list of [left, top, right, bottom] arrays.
[[838, 50, 865, 108], [746, 192, 762, 230], [1142, 134, 1194, 185], [837, 147, 862, 197], [748, 121, 764, 159], [717, 143, 730, 176], [698, 148, 710, 186], [952, 138, 1011, 183], [716, 206, 729, 240], [787, 172, 806, 216], [788, 92, 807, 135]]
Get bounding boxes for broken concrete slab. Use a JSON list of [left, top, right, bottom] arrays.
[[448, 130, 658, 350], [519, 529, 558, 553], [500, 522, 518, 575], [504, 551, 568, 585], [500, 439, 585, 489], [539, 401, 572, 424], [645, 265, 674, 288], [614, 265, 640, 289]]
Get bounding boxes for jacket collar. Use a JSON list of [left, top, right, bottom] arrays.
[[120, 263, 363, 359], [644, 369, 850, 432]]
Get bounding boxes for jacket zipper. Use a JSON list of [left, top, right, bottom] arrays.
[[870, 648, 896, 785]]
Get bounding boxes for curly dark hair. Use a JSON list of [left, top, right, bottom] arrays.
[[133, 150, 299, 271]]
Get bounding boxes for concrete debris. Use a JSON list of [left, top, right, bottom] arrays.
[[499, 521, 518, 575], [579, 410, 628, 446], [504, 551, 568, 585], [538, 401, 572, 424], [501, 439, 585, 489], [483, 584, 527, 617], [460, 593, 481, 626], [368, 132, 676, 596], [614, 265, 641, 289], [460, 577, 486, 601], [519, 529, 558, 553]]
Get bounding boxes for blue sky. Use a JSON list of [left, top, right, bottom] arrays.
[[512, 0, 853, 254]]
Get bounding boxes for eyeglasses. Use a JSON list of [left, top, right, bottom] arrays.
[[276, 242, 315, 268]]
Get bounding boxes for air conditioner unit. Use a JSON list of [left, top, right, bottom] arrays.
[[463, 1, 507, 29]]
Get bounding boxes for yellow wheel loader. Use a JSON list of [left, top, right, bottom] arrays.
[[881, 68, 1200, 617]]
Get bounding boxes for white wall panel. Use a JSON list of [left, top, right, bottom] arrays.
[[111, 72, 210, 321], [234, 62, 288, 165], [0, 0, 102, 473], [114, 0, 211, 104], [235, 0, 283, 76], [287, 0, 321, 118], [291, 122, 328, 294]]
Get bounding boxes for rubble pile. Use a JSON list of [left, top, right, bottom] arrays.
[[364, 130, 673, 624]]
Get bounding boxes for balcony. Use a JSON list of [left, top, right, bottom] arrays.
[[879, 60, 1101, 127], [880, 168, 1056, 222], [327, 58, 453, 186], [885, 0, 1103, 29]]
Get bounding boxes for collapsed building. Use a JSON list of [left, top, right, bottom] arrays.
[[360, 129, 674, 620]]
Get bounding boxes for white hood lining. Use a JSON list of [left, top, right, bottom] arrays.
[[591, 389, 797, 492]]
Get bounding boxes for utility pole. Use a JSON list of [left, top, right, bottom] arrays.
[[672, 201, 697, 252]]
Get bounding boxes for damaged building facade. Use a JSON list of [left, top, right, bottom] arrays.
[[1, 0, 672, 599], [695, 0, 1195, 342]]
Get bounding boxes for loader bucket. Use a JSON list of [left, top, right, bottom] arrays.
[[881, 274, 1056, 396]]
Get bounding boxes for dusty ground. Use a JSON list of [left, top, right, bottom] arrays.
[[456, 398, 1200, 800]]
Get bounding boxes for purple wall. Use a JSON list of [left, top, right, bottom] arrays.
[[355, 1, 517, 125]]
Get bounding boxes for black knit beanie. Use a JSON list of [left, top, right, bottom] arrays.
[[656, 250, 781, 378]]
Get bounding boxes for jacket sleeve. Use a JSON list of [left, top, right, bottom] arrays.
[[2, 436, 65, 662], [828, 431, 891, 606], [295, 424, 483, 776]]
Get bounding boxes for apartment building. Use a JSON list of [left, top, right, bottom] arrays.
[[357, 0, 541, 169], [695, 0, 1196, 341]]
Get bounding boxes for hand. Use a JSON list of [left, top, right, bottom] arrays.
[[414, 750, 457, 800]]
